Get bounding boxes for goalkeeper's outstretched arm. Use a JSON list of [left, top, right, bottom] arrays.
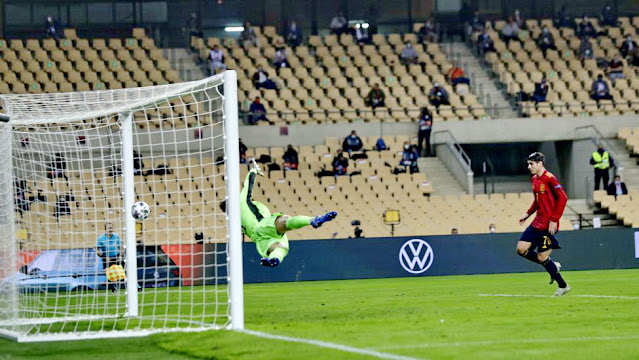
[[241, 169, 258, 203], [241, 160, 264, 219]]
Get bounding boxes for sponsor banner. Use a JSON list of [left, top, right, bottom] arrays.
[[241, 228, 639, 284]]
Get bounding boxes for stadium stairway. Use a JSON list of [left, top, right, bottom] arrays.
[[418, 157, 466, 195], [564, 199, 620, 229], [608, 138, 639, 191], [163, 48, 207, 82], [447, 42, 519, 119]]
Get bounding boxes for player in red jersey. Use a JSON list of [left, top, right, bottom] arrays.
[[517, 152, 571, 296]]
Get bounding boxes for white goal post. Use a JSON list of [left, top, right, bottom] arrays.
[[0, 71, 243, 342]]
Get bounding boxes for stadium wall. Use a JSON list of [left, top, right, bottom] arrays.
[[239, 114, 638, 148], [239, 228, 639, 283]]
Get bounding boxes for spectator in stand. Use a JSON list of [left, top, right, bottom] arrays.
[[591, 74, 613, 101], [537, 26, 557, 55], [451, 228, 459, 235], [446, 62, 470, 87], [342, 130, 363, 153], [45, 15, 63, 40], [477, 29, 496, 54], [332, 151, 349, 176], [428, 83, 450, 108], [578, 16, 597, 38], [239, 21, 259, 50], [355, 24, 371, 44], [282, 145, 299, 171], [600, 4, 617, 27], [417, 107, 433, 157], [606, 175, 628, 197], [365, 83, 386, 109], [186, 12, 203, 49], [501, 17, 520, 44], [209, 45, 227, 75], [531, 77, 549, 103], [398, 142, 419, 174], [54, 193, 76, 218], [252, 66, 277, 90], [489, 223, 497, 233], [630, 47, 639, 66], [330, 12, 349, 35], [606, 54, 625, 83], [579, 36, 594, 60], [239, 139, 248, 164], [47, 152, 67, 182], [286, 21, 303, 47], [418, 18, 438, 44], [469, 11, 484, 33], [273, 46, 290, 70], [400, 41, 419, 65], [248, 97, 271, 125], [619, 35, 637, 58], [556, 5, 575, 28]]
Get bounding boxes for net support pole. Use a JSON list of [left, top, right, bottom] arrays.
[[0, 122, 17, 330], [223, 70, 244, 330], [121, 112, 139, 317]]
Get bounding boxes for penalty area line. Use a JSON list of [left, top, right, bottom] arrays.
[[238, 329, 423, 360], [478, 294, 639, 299]]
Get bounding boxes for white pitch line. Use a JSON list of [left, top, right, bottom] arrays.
[[478, 294, 639, 300], [239, 329, 423, 360], [373, 334, 639, 350]]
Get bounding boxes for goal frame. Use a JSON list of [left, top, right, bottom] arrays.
[[0, 70, 244, 342]]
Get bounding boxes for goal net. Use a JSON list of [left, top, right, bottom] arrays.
[[0, 71, 243, 342]]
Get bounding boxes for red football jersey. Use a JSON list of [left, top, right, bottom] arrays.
[[526, 170, 568, 231]]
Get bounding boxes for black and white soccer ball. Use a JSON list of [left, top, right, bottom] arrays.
[[131, 201, 150, 221]]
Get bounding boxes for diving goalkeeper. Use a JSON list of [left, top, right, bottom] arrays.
[[223, 160, 337, 267]]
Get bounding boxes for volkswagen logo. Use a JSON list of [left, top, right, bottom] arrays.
[[399, 239, 434, 274]]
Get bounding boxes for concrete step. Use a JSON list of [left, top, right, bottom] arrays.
[[418, 157, 466, 195], [446, 42, 518, 119], [162, 48, 208, 82]]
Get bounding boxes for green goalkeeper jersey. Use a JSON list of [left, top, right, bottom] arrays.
[[239, 169, 288, 258]]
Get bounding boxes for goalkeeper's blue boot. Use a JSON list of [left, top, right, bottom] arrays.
[[311, 211, 338, 228], [260, 257, 280, 267]]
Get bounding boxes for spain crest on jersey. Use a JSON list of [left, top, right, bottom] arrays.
[[540, 183, 545, 193]]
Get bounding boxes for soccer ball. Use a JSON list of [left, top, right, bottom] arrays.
[[131, 201, 150, 220]]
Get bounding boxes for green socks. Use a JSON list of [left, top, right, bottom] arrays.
[[269, 247, 288, 261], [285, 215, 313, 230]]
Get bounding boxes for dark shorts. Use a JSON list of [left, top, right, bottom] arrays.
[[519, 225, 561, 253], [101, 256, 121, 270]]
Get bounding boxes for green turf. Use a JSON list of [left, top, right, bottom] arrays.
[[1, 269, 639, 360]]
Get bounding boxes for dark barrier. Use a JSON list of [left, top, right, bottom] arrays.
[[241, 228, 639, 284]]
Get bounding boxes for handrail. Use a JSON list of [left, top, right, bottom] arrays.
[[564, 201, 593, 229], [431, 130, 472, 171]]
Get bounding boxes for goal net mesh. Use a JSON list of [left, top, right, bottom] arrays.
[[0, 73, 238, 341]]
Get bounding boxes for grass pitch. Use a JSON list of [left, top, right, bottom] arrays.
[[1, 268, 638, 360]]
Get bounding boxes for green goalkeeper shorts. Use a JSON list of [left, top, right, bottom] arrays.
[[253, 213, 289, 258]]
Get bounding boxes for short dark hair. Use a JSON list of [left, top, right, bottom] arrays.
[[527, 152, 545, 163]]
